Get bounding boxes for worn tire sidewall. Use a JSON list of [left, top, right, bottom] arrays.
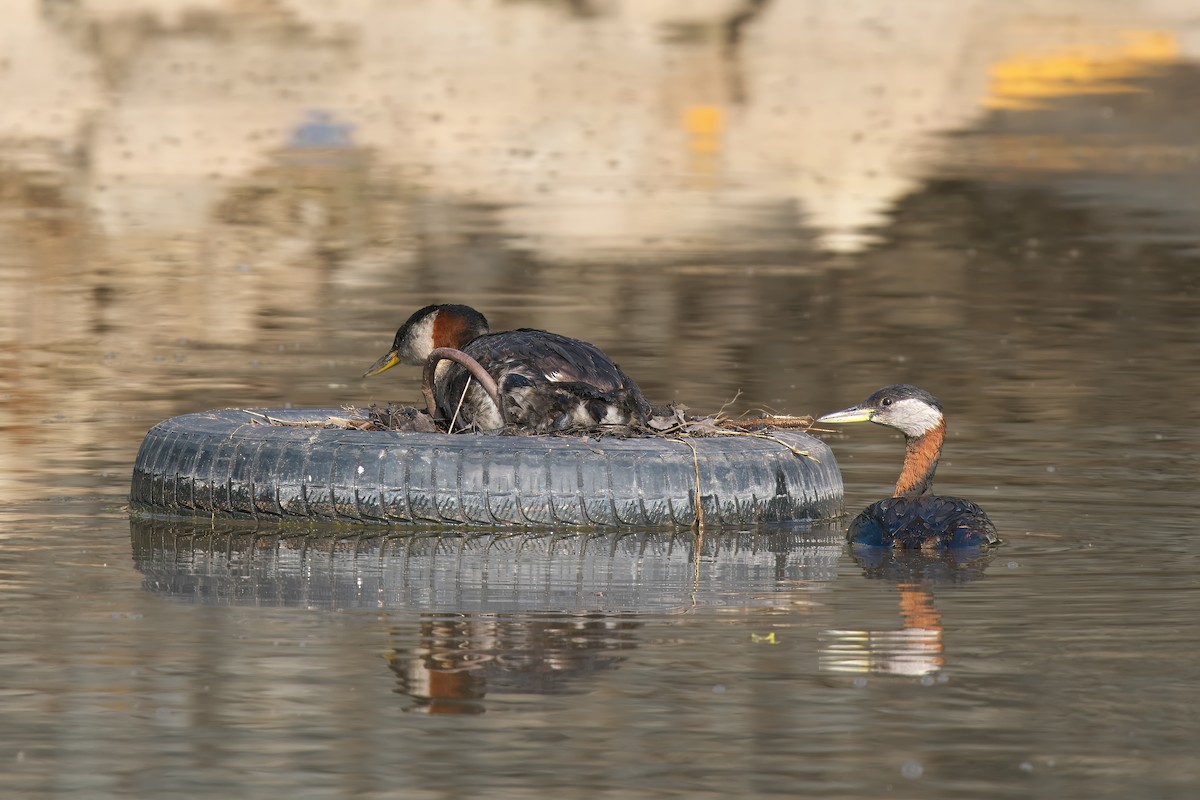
[[130, 407, 843, 527]]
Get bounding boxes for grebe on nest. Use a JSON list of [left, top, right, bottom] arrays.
[[817, 384, 999, 549], [363, 304, 651, 433]]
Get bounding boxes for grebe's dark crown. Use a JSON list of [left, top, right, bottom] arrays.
[[391, 303, 489, 362], [861, 384, 942, 413], [364, 303, 491, 378], [392, 304, 488, 348], [817, 384, 945, 439], [861, 385, 943, 438]]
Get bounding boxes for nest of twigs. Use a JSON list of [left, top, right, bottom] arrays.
[[251, 403, 818, 459], [256, 403, 811, 435], [253, 346, 817, 456]]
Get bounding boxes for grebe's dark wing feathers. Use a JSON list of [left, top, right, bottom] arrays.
[[849, 496, 998, 549], [434, 329, 649, 431], [472, 329, 633, 390]]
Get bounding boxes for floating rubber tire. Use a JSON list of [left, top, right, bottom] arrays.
[[129, 408, 844, 527]]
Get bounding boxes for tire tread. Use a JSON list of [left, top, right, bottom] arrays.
[[130, 408, 843, 527]]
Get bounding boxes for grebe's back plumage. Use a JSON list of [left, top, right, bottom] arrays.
[[817, 384, 998, 550], [363, 304, 650, 432]]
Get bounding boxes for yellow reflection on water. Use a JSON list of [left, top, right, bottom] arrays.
[[987, 29, 1180, 109]]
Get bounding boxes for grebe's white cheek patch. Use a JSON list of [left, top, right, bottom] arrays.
[[888, 398, 944, 437], [403, 314, 438, 362]]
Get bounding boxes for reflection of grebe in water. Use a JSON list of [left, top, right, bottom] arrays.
[[820, 581, 947, 677], [363, 304, 650, 433], [386, 615, 640, 714], [821, 548, 993, 677], [817, 385, 999, 550]]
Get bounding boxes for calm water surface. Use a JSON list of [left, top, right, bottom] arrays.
[[2, 2, 1199, 798]]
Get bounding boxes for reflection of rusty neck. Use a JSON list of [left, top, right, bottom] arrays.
[[894, 420, 944, 498], [423, 347, 501, 421], [898, 584, 943, 632], [897, 584, 944, 671]]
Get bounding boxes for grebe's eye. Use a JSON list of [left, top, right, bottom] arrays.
[[880, 397, 893, 407]]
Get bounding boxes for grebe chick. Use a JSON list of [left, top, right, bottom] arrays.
[[817, 384, 999, 549], [363, 304, 651, 433]]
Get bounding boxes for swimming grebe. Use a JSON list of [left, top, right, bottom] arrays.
[[817, 384, 999, 549], [363, 304, 651, 433]]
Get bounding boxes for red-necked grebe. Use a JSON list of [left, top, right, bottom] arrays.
[[817, 384, 999, 549], [363, 304, 650, 433]]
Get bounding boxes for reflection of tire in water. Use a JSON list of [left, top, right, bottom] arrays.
[[131, 517, 845, 712], [129, 407, 844, 527], [130, 517, 846, 614]]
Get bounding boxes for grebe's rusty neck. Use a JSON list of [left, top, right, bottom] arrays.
[[894, 419, 944, 498]]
